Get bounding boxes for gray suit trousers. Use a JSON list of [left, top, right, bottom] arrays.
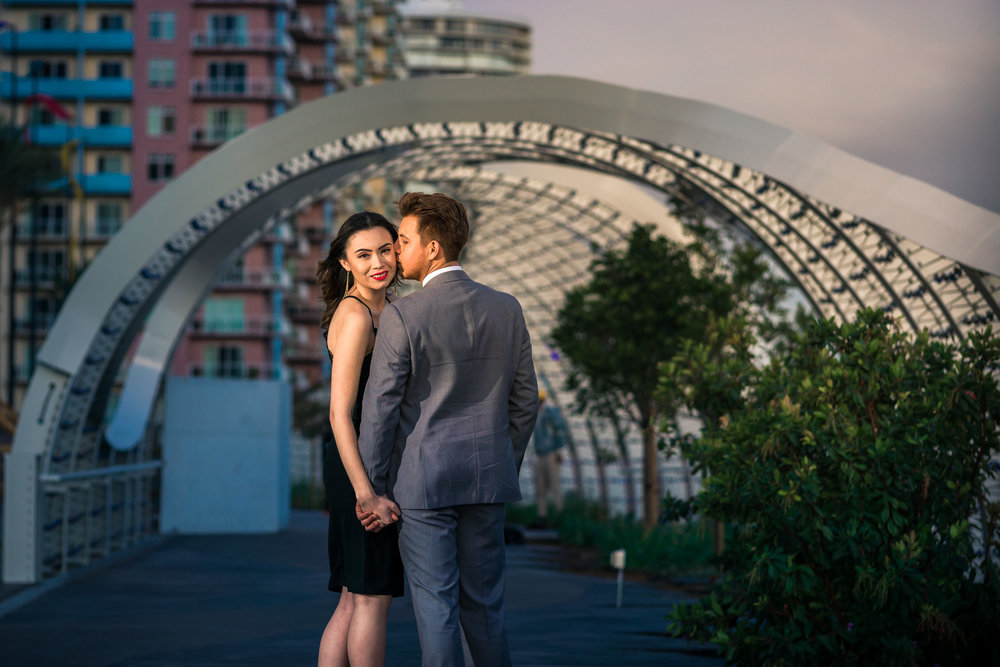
[[398, 503, 511, 667]]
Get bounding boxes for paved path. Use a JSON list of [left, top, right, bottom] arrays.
[[0, 511, 722, 666]]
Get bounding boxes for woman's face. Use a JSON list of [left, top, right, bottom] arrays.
[[339, 226, 396, 292]]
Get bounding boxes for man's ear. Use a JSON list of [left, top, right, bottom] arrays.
[[427, 239, 442, 260]]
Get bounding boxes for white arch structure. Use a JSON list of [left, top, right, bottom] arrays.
[[4, 76, 999, 582]]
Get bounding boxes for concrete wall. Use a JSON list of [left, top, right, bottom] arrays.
[[161, 376, 290, 534]]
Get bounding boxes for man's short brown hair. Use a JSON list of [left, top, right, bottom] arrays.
[[397, 192, 470, 262]]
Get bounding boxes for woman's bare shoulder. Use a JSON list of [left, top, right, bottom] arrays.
[[329, 299, 373, 348]]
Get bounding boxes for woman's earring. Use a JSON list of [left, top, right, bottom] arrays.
[[344, 272, 352, 297]]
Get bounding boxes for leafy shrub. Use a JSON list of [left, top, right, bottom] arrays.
[[508, 496, 718, 576], [664, 310, 1000, 664]]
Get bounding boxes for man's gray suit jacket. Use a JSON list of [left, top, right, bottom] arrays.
[[358, 270, 539, 509]]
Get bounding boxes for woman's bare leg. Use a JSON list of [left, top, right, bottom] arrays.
[[318, 589, 354, 667], [347, 594, 393, 667]]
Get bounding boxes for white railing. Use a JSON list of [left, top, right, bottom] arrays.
[[190, 77, 295, 102], [191, 29, 294, 52]]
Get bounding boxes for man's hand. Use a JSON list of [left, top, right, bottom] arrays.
[[356, 495, 401, 533]]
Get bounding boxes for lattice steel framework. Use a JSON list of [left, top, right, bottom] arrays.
[[5, 76, 998, 583]]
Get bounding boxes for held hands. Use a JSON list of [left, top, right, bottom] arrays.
[[355, 494, 401, 533]]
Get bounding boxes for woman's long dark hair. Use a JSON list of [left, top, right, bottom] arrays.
[[316, 211, 400, 330]]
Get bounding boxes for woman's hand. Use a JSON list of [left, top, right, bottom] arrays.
[[356, 494, 401, 532]]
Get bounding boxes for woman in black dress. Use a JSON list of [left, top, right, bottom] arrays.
[[316, 211, 404, 667]]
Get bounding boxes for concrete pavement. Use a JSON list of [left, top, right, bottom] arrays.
[[0, 511, 722, 666]]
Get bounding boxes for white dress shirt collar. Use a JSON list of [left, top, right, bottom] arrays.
[[422, 265, 464, 287]]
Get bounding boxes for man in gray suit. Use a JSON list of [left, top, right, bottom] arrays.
[[358, 192, 538, 666]]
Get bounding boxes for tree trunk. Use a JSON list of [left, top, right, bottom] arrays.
[[641, 403, 661, 532], [583, 418, 609, 515], [559, 409, 584, 499], [608, 412, 637, 518]]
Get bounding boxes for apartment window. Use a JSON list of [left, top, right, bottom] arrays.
[[26, 250, 66, 282], [97, 154, 123, 174], [445, 19, 465, 32], [30, 296, 58, 329], [99, 14, 125, 31], [148, 59, 175, 88], [209, 14, 249, 46], [204, 345, 244, 378], [98, 61, 123, 78], [96, 202, 123, 236], [149, 11, 176, 41], [97, 107, 123, 126], [147, 153, 175, 182], [207, 62, 246, 93], [33, 202, 66, 235], [28, 13, 68, 31], [206, 108, 247, 142], [29, 60, 67, 79], [204, 298, 245, 333], [147, 106, 176, 136]]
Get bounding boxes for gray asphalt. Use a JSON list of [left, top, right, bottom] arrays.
[[0, 510, 723, 666]]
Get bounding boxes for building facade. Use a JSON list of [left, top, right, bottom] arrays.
[[0, 0, 407, 413], [400, 5, 531, 78], [0, 0, 135, 410]]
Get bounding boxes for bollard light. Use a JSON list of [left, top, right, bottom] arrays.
[[610, 548, 626, 608]]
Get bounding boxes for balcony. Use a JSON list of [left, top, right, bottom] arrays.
[[334, 6, 356, 25], [301, 63, 344, 86], [187, 363, 279, 380], [216, 267, 293, 290], [285, 342, 324, 364], [369, 28, 393, 47], [263, 223, 295, 244], [371, 1, 396, 16], [14, 268, 68, 288], [287, 304, 321, 324], [191, 30, 294, 54], [188, 315, 287, 338], [193, 0, 293, 6], [0, 73, 132, 101], [365, 60, 387, 77], [190, 77, 295, 103], [0, 30, 133, 53], [189, 125, 245, 149], [15, 219, 67, 241], [13, 315, 57, 336], [79, 173, 131, 196], [36, 172, 130, 196], [286, 57, 312, 79], [24, 124, 132, 148]]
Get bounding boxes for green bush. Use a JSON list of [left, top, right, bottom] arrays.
[[508, 496, 718, 576], [664, 310, 1000, 664], [291, 480, 325, 510]]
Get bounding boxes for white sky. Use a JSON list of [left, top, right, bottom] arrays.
[[460, 0, 1000, 213]]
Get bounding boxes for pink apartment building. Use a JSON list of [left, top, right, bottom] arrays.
[[129, 0, 405, 393]]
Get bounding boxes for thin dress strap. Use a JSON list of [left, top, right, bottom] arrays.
[[342, 294, 375, 332]]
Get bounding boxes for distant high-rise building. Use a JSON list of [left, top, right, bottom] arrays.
[[400, 2, 531, 78]]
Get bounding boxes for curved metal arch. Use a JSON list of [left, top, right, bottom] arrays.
[[7, 75, 1000, 583], [352, 128, 994, 340]]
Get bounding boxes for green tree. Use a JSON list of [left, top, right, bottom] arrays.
[[663, 309, 1000, 664], [550, 220, 786, 530], [0, 118, 61, 231]]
